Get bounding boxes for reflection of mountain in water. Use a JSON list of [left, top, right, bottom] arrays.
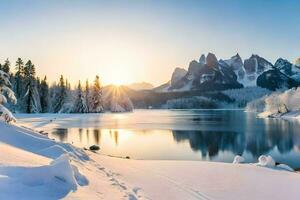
[[172, 126, 297, 159], [173, 130, 243, 157]]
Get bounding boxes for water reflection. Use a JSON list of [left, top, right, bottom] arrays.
[[172, 130, 241, 157], [47, 110, 300, 168]]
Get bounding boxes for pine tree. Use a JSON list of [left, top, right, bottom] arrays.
[[0, 69, 17, 122], [2, 58, 10, 74], [52, 75, 67, 113], [23, 60, 41, 113], [72, 81, 87, 113], [90, 75, 103, 113], [39, 76, 49, 113], [14, 58, 25, 98], [85, 79, 90, 112]]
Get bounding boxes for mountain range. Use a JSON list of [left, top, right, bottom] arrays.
[[154, 53, 300, 92]]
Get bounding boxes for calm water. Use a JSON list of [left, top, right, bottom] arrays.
[[17, 110, 300, 168]]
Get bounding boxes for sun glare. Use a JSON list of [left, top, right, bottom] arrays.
[[103, 65, 134, 86]]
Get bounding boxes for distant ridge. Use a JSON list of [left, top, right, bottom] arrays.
[[127, 82, 154, 91]]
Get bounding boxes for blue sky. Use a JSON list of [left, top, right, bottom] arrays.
[[0, 0, 299, 85]]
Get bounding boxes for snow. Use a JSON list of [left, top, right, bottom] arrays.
[[1, 120, 300, 199], [277, 164, 295, 172], [233, 155, 245, 164], [0, 69, 17, 122], [247, 87, 300, 118], [257, 155, 276, 167]]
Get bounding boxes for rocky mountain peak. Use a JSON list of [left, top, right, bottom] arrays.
[[206, 53, 218, 68], [226, 53, 243, 71], [171, 67, 187, 86], [274, 58, 292, 72]]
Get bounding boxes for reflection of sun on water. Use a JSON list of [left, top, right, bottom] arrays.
[[105, 129, 133, 146]]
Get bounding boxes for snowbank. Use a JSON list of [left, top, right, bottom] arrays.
[[0, 153, 88, 200], [233, 155, 245, 164], [0, 122, 88, 161]]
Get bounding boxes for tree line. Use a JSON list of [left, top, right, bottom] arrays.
[[1, 58, 104, 113]]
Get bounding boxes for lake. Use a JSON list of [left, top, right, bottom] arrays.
[[16, 109, 300, 169]]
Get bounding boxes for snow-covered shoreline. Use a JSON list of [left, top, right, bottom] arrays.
[[247, 87, 300, 121], [1, 121, 300, 200]]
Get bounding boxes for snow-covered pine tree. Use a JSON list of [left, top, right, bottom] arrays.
[[39, 76, 49, 113], [23, 60, 41, 113], [90, 75, 104, 113], [49, 82, 58, 112], [0, 69, 17, 122], [2, 58, 10, 74], [52, 75, 67, 113], [85, 79, 90, 112], [72, 81, 88, 113]]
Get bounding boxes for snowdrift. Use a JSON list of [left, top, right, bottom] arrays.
[[0, 122, 89, 161], [0, 154, 88, 200]]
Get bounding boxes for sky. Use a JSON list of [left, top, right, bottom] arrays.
[[0, 0, 299, 86]]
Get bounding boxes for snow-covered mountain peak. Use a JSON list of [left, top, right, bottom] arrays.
[[224, 53, 243, 70], [274, 58, 293, 75], [171, 68, 187, 86]]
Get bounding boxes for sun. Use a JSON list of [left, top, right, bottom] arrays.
[[104, 65, 134, 86]]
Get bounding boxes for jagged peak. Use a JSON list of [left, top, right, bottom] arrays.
[[232, 53, 241, 60], [206, 53, 218, 68], [199, 54, 206, 64]]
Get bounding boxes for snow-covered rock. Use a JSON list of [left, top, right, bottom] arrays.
[[233, 155, 245, 164], [258, 155, 275, 167]]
